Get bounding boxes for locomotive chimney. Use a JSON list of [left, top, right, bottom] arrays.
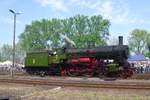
[[118, 36, 123, 45]]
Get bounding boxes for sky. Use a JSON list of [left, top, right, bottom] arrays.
[[0, 0, 150, 46]]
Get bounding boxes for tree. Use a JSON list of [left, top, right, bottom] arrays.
[[0, 50, 2, 61], [15, 43, 25, 64], [0, 44, 13, 61], [19, 20, 49, 51], [144, 33, 150, 58], [146, 34, 150, 51], [19, 15, 110, 51], [144, 52, 150, 58], [69, 15, 110, 47], [0, 44, 24, 63], [128, 29, 149, 55]]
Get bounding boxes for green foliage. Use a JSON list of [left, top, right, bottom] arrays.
[[128, 29, 149, 55], [0, 44, 13, 61], [146, 34, 150, 51], [0, 53, 2, 61], [0, 44, 24, 63], [144, 52, 150, 58], [15, 43, 25, 63], [19, 15, 110, 51]]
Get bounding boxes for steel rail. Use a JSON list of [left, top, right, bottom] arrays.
[[0, 78, 150, 90]]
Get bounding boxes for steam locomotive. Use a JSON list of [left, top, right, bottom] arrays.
[[25, 36, 133, 78]]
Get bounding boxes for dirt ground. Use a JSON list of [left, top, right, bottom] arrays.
[[0, 83, 55, 100], [0, 83, 150, 100]]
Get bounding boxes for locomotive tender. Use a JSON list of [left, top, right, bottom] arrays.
[[25, 36, 133, 78]]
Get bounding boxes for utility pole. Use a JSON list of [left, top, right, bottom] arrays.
[[9, 9, 21, 79]]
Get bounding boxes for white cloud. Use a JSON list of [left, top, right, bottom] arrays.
[[96, 1, 113, 20], [95, 0, 149, 25], [68, 0, 128, 24], [94, 0, 128, 23], [35, 0, 148, 25], [36, 0, 68, 12], [69, 0, 101, 9]]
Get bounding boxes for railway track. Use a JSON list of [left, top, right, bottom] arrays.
[[0, 78, 150, 90]]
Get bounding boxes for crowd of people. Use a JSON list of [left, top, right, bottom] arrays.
[[0, 61, 24, 72], [130, 61, 150, 74]]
